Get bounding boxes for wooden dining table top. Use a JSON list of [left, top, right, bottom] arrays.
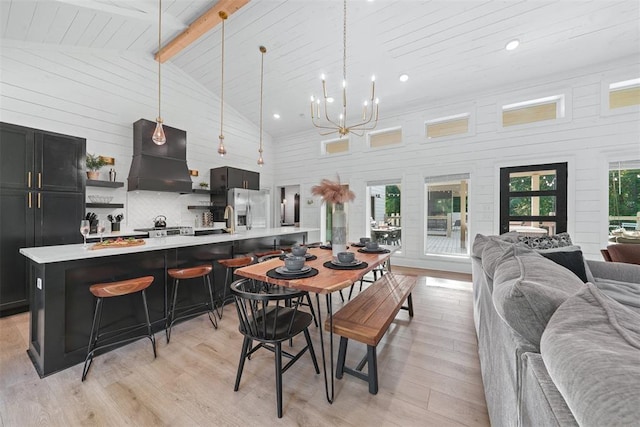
[[234, 246, 396, 295]]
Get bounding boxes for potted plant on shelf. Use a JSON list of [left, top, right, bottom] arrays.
[[86, 153, 107, 180]]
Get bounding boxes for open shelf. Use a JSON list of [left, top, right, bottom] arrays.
[[86, 180, 124, 188], [191, 189, 210, 194], [86, 203, 124, 208], [188, 205, 215, 210]]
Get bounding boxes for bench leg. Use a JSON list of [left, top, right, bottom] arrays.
[[407, 293, 414, 317], [367, 345, 378, 395], [336, 337, 348, 379]]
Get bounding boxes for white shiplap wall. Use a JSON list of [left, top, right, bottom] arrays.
[[273, 57, 640, 273], [0, 41, 274, 230]]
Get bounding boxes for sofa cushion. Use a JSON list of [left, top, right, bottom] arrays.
[[540, 283, 640, 427], [472, 233, 519, 279], [492, 248, 584, 348], [594, 278, 640, 311], [517, 232, 573, 249]]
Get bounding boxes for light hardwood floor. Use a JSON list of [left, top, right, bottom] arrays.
[[0, 267, 489, 426]]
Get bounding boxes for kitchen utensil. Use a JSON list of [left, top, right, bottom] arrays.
[[154, 215, 167, 228]]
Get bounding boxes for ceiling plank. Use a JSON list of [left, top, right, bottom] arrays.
[[156, 0, 251, 63]]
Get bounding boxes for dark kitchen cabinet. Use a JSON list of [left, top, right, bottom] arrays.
[[210, 166, 259, 191], [0, 122, 85, 316], [209, 166, 260, 221]]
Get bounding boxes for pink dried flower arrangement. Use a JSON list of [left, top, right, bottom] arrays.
[[311, 177, 355, 204]]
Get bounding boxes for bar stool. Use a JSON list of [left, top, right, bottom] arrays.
[[166, 265, 217, 343], [82, 276, 156, 381], [254, 249, 284, 262], [217, 256, 256, 319]]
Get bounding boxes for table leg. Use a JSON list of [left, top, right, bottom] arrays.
[[313, 293, 335, 403]]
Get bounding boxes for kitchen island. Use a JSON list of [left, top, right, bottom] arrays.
[[20, 227, 316, 377]]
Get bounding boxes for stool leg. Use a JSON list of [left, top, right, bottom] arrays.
[[166, 279, 180, 343], [82, 297, 103, 381], [141, 289, 157, 358], [204, 274, 218, 329], [217, 267, 230, 319]]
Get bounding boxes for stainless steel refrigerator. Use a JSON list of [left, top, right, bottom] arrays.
[[228, 188, 271, 230]]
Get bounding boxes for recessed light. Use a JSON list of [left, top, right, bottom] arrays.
[[505, 39, 520, 51], [273, 113, 280, 119], [327, 97, 335, 103], [399, 74, 409, 82]]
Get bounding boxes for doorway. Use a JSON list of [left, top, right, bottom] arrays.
[[278, 185, 300, 226]]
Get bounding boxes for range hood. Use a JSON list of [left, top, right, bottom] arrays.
[[128, 119, 192, 193]]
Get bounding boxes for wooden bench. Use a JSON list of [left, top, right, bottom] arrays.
[[325, 273, 417, 394]]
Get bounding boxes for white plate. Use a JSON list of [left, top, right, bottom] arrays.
[[275, 265, 311, 275], [361, 247, 385, 253], [331, 259, 363, 267]]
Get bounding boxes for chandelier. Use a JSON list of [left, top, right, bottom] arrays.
[[152, 0, 166, 145], [217, 11, 228, 156], [310, 0, 379, 138]]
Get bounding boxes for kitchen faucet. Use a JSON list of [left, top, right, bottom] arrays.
[[223, 205, 235, 234]]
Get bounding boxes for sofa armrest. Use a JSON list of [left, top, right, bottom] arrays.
[[586, 260, 640, 284]]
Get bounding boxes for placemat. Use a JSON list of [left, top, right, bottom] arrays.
[[350, 242, 366, 247], [279, 254, 318, 261], [323, 261, 369, 270], [319, 245, 350, 250], [357, 248, 391, 254], [266, 267, 319, 280]]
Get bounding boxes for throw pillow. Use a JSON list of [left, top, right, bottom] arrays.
[[539, 250, 589, 282], [492, 249, 584, 348], [540, 283, 640, 427], [537, 245, 595, 283], [517, 232, 572, 250]]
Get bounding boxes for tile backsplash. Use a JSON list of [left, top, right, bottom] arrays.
[[125, 191, 210, 229]]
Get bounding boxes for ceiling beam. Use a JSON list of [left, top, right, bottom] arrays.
[[156, 0, 251, 63]]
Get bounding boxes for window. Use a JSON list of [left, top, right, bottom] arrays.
[[609, 79, 640, 109], [502, 95, 564, 127], [499, 163, 567, 235], [608, 160, 640, 232], [425, 113, 470, 139], [366, 181, 402, 249], [368, 127, 402, 149], [322, 138, 349, 155], [424, 173, 470, 256]]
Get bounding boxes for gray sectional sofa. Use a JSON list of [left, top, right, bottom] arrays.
[[471, 233, 640, 427]]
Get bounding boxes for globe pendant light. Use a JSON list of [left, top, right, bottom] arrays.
[[217, 11, 228, 156], [152, 0, 166, 145], [257, 45, 267, 166]]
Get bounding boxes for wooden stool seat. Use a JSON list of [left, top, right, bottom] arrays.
[[168, 265, 212, 280], [89, 276, 154, 298], [218, 256, 254, 268], [82, 276, 156, 381], [254, 249, 284, 258], [166, 264, 217, 343]]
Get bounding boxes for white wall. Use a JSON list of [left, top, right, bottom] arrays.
[[0, 41, 275, 230], [272, 57, 640, 273]]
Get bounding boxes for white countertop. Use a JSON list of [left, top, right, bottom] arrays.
[[20, 227, 318, 264]]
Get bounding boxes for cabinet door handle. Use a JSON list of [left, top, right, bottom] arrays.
[[38, 172, 42, 189], [28, 192, 32, 208], [38, 192, 41, 208], [28, 171, 32, 188]]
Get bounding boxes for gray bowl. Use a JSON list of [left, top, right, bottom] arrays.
[[284, 256, 305, 271], [337, 251, 355, 263], [291, 245, 307, 257], [365, 241, 379, 250], [359, 237, 371, 244]]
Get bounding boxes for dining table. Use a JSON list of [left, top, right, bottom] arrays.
[[234, 244, 398, 404]]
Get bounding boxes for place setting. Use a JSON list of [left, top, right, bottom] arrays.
[[279, 244, 317, 261], [357, 241, 391, 254], [323, 251, 368, 270], [267, 255, 318, 279], [350, 237, 371, 248]]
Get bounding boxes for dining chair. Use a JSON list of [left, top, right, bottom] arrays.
[[230, 278, 320, 418]]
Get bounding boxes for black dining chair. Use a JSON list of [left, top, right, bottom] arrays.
[[230, 278, 320, 418]]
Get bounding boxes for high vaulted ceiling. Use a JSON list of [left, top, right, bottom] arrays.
[[2, 0, 639, 138]]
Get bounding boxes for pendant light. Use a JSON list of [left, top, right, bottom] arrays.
[[257, 45, 266, 166], [152, 0, 166, 145], [217, 11, 228, 156]]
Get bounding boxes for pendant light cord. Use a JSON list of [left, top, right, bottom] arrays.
[[259, 46, 265, 155], [220, 14, 226, 138], [158, 0, 162, 119]]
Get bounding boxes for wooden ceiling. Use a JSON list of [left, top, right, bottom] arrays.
[[2, 0, 639, 138]]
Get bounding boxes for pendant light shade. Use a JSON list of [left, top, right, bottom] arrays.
[[152, 0, 166, 145], [257, 45, 266, 166], [217, 11, 228, 156]]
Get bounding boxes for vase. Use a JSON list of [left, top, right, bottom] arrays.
[[332, 202, 347, 258]]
